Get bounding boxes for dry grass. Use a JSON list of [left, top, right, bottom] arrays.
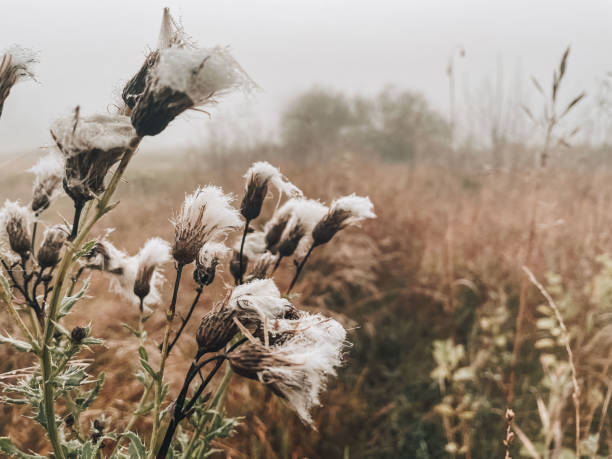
[[3, 148, 612, 456]]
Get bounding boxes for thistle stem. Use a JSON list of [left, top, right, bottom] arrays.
[[68, 201, 84, 242], [31, 221, 38, 251], [167, 286, 203, 355], [39, 136, 141, 459], [149, 263, 184, 457], [156, 355, 226, 459], [272, 255, 283, 274], [286, 243, 315, 294], [238, 219, 250, 284]]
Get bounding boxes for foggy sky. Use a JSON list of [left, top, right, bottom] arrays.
[[0, 0, 610, 155]]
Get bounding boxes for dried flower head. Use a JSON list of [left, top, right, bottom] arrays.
[[194, 241, 229, 286], [230, 312, 347, 426], [37, 225, 67, 268], [229, 278, 297, 324], [28, 152, 64, 215], [122, 8, 190, 110], [131, 45, 255, 136], [172, 186, 241, 265], [82, 239, 128, 275], [0, 200, 33, 257], [196, 300, 238, 357], [240, 162, 302, 221], [133, 238, 171, 306], [312, 194, 375, 247], [278, 199, 328, 258], [248, 252, 277, 280], [51, 111, 138, 205], [0, 45, 38, 117]]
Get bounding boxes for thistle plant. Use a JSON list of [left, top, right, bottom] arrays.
[[0, 8, 375, 459]]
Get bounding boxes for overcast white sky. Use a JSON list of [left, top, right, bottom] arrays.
[[0, 0, 610, 154]]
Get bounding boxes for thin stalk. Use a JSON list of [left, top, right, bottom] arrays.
[[110, 380, 154, 456], [238, 219, 250, 284], [67, 201, 84, 242], [168, 286, 203, 355], [287, 243, 315, 294], [156, 356, 225, 459], [31, 221, 38, 251], [39, 137, 141, 459], [149, 263, 184, 457], [272, 255, 283, 274]]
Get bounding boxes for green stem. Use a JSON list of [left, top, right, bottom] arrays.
[[148, 263, 184, 457], [39, 137, 141, 459]]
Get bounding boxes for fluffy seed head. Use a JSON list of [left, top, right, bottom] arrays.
[[235, 312, 347, 425], [248, 252, 277, 280], [0, 45, 38, 117], [131, 45, 255, 136], [312, 194, 375, 246], [229, 278, 297, 324], [51, 111, 137, 204], [241, 162, 302, 220], [194, 241, 229, 286], [133, 238, 171, 303], [172, 186, 241, 265], [196, 300, 238, 357], [0, 201, 33, 257], [278, 199, 328, 258], [29, 152, 64, 215], [37, 225, 67, 268]]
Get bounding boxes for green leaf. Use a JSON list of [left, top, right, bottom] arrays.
[[79, 373, 105, 410], [0, 334, 33, 353], [122, 323, 140, 337], [124, 432, 147, 459], [0, 437, 46, 458], [58, 279, 90, 319], [138, 345, 149, 362], [140, 359, 158, 380]]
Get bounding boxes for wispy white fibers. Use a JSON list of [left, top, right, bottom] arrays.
[[262, 314, 347, 425], [154, 46, 256, 105], [28, 151, 64, 214], [1, 45, 38, 82], [197, 241, 230, 270], [329, 194, 376, 226], [132, 238, 171, 307], [0, 200, 33, 257], [280, 198, 328, 258], [50, 113, 136, 157], [230, 278, 294, 322], [233, 231, 267, 260], [172, 185, 241, 264], [244, 161, 302, 199]]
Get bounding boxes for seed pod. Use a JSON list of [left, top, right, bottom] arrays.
[[196, 304, 237, 357], [277, 224, 305, 258], [70, 326, 87, 343], [37, 226, 67, 268], [1, 201, 32, 257]]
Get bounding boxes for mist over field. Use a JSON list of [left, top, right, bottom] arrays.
[[2, 2, 612, 459]]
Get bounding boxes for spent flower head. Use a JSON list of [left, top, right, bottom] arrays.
[[230, 312, 347, 426], [0, 45, 38, 117], [277, 198, 328, 258], [37, 225, 67, 269], [229, 278, 297, 323], [29, 151, 64, 215], [172, 185, 241, 265], [133, 238, 171, 305], [131, 44, 255, 136], [194, 241, 229, 286], [241, 162, 302, 221], [0, 200, 33, 257], [51, 110, 138, 205], [312, 194, 375, 247]]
